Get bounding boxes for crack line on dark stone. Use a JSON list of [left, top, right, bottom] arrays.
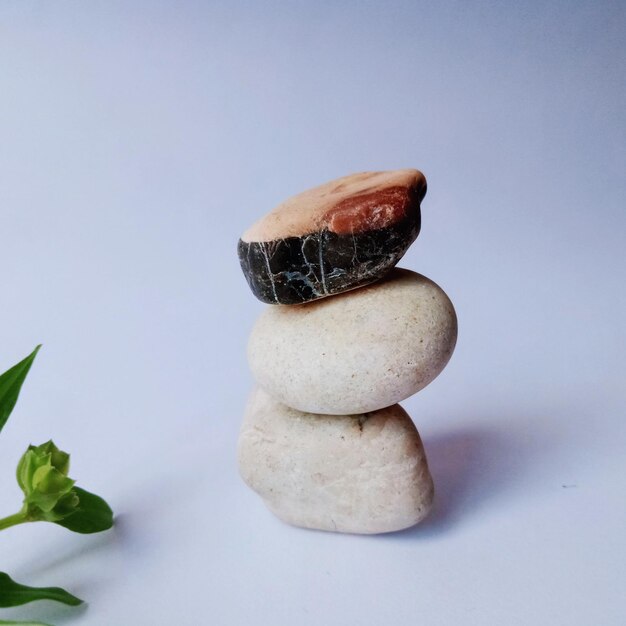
[[260, 242, 278, 302], [318, 234, 327, 294]]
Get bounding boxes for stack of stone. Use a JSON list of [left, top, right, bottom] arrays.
[[237, 170, 457, 534]]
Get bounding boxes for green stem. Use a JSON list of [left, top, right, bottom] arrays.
[[0, 510, 29, 531]]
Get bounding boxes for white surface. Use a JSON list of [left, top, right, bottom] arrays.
[[0, 2, 624, 625]]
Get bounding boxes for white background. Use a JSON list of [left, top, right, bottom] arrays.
[[0, 2, 624, 624]]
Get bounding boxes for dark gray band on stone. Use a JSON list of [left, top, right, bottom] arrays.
[[237, 211, 421, 305]]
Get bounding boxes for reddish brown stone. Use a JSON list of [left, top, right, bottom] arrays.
[[324, 185, 419, 235], [238, 170, 426, 304]]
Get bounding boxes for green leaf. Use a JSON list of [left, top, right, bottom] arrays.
[[0, 346, 41, 435], [0, 572, 82, 608], [0, 619, 51, 626], [54, 487, 113, 534]]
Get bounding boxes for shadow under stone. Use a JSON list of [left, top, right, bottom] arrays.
[[385, 420, 555, 539]]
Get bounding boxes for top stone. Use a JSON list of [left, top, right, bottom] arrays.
[[238, 169, 426, 304]]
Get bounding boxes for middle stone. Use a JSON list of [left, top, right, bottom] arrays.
[[248, 268, 458, 415]]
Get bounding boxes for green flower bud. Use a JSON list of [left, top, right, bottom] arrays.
[[16, 441, 79, 522]]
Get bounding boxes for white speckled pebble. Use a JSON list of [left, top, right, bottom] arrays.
[[248, 268, 457, 415], [238, 388, 434, 534]]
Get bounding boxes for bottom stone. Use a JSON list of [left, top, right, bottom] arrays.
[[238, 388, 434, 534]]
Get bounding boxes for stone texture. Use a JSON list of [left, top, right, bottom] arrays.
[[238, 169, 426, 304], [248, 268, 457, 415], [238, 388, 434, 534]]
